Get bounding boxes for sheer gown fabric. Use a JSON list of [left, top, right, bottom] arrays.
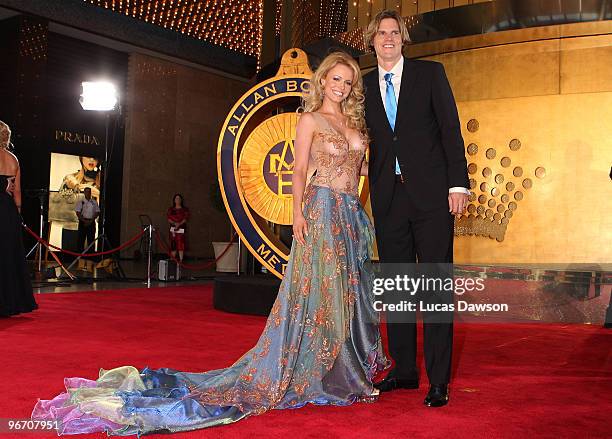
[[0, 175, 37, 317], [32, 112, 389, 435]]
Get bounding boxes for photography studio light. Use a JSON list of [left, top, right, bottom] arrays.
[[79, 81, 118, 111]]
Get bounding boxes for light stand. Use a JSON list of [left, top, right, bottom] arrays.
[[75, 81, 125, 279], [25, 188, 48, 275], [99, 112, 111, 253], [80, 81, 117, 252]]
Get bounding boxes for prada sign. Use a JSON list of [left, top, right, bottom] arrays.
[[55, 130, 101, 146]]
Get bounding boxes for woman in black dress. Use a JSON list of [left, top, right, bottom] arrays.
[[0, 120, 37, 317]]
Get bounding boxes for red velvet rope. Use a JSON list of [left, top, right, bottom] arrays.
[[154, 228, 237, 270], [23, 224, 239, 271], [23, 225, 147, 257]]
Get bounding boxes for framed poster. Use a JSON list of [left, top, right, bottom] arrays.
[[48, 153, 101, 250]]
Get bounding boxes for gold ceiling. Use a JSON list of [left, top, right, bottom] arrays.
[[85, 0, 264, 57]]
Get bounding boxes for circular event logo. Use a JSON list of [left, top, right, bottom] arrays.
[[217, 49, 367, 279], [239, 113, 297, 226], [217, 72, 310, 279]]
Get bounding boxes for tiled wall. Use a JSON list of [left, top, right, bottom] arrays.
[[121, 53, 250, 259]]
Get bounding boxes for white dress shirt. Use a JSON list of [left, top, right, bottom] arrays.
[[75, 197, 100, 220], [378, 57, 470, 195]]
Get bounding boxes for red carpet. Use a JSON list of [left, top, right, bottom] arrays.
[[1, 285, 610, 438]]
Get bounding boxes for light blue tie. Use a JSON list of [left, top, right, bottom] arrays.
[[384, 72, 401, 175]]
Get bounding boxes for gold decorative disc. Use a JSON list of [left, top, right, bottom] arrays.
[[239, 113, 298, 225]]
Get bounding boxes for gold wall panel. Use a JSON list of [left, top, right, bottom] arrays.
[[455, 93, 612, 264], [357, 2, 372, 29], [418, 0, 435, 13], [390, 21, 612, 63], [348, 0, 359, 31], [560, 34, 612, 94], [427, 40, 561, 101], [372, 0, 386, 16], [349, 0, 492, 29], [401, 0, 418, 16], [456, 118, 547, 243]]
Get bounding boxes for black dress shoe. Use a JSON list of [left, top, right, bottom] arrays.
[[374, 376, 419, 392], [424, 384, 449, 407]]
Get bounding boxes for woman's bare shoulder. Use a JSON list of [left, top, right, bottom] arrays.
[[298, 111, 317, 124], [0, 148, 19, 169], [296, 111, 319, 135]]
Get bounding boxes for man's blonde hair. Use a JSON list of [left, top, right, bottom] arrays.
[[364, 9, 411, 52]]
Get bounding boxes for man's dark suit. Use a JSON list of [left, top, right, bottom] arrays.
[[365, 58, 469, 385]]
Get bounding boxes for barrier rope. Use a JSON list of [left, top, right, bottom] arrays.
[[23, 224, 240, 273], [37, 242, 76, 280], [154, 228, 237, 270], [23, 225, 147, 258]]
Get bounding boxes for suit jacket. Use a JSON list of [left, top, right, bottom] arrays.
[[364, 58, 469, 218]]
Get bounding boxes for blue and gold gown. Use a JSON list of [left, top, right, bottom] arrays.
[[32, 112, 389, 435]]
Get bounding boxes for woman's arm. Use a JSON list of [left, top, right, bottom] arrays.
[[291, 113, 316, 246], [167, 208, 176, 225], [178, 208, 189, 227], [13, 160, 22, 213], [62, 169, 84, 190], [360, 156, 368, 177]]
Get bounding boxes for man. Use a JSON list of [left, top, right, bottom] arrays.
[[364, 10, 469, 407], [75, 187, 100, 253]]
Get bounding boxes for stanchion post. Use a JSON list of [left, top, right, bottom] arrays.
[[237, 235, 241, 277], [147, 225, 153, 288], [37, 199, 44, 273]]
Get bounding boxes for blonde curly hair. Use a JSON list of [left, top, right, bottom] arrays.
[[0, 121, 11, 149], [301, 52, 367, 134]]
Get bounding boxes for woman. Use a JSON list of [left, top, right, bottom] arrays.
[[0, 121, 37, 317], [60, 156, 101, 200], [32, 52, 388, 435], [167, 193, 189, 262]]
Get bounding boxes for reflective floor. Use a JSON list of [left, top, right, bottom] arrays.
[[31, 259, 223, 294], [29, 259, 612, 325]]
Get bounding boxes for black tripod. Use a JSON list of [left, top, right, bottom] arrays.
[[61, 228, 126, 280]]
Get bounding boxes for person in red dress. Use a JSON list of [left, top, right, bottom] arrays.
[[166, 193, 189, 262]]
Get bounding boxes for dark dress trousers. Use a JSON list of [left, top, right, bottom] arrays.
[[365, 58, 469, 385]]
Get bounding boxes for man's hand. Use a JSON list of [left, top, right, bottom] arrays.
[[448, 192, 468, 215]]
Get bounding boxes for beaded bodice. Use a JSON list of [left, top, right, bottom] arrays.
[[307, 113, 367, 197]]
